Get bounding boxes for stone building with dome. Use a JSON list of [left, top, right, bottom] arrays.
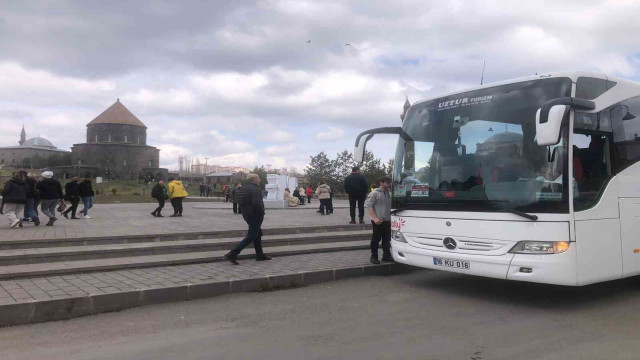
[[476, 131, 523, 157], [2, 100, 167, 180], [53, 99, 168, 180], [0, 126, 70, 168]]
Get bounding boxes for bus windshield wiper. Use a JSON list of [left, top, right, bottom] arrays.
[[481, 200, 538, 221], [391, 203, 450, 215]]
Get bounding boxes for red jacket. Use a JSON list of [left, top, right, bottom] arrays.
[[305, 187, 313, 196]]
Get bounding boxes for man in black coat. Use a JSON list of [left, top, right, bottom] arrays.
[[62, 177, 81, 219], [224, 174, 270, 264], [1, 172, 28, 228], [150, 180, 167, 217], [36, 171, 64, 226], [231, 183, 242, 214], [79, 177, 94, 218], [343, 166, 369, 224]]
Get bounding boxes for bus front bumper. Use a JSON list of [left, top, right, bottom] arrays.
[[392, 240, 578, 286]]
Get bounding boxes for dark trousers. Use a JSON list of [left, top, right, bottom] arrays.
[[230, 215, 265, 257], [154, 198, 165, 214], [307, 196, 312, 203], [349, 194, 366, 219], [63, 197, 80, 218], [371, 220, 391, 259], [233, 202, 242, 214], [319, 199, 331, 214], [170, 197, 184, 215], [328, 197, 333, 212]]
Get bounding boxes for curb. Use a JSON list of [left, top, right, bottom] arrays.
[[0, 263, 415, 327]]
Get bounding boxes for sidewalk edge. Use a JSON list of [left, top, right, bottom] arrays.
[[0, 263, 416, 327]]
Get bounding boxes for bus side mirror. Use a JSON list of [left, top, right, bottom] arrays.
[[354, 134, 373, 163], [536, 105, 567, 146], [535, 97, 596, 146], [353, 127, 408, 163]]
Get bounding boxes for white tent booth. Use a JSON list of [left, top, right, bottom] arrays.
[[264, 174, 299, 208]]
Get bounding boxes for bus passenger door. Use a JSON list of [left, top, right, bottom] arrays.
[[620, 198, 640, 277], [573, 132, 622, 284]]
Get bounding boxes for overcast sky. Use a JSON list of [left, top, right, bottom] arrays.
[[1, 0, 639, 171]]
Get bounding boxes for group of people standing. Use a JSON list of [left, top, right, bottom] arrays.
[[1, 171, 94, 228], [150, 178, 189, 217], [198, 183, 212, 197], [344, 166, 392, 264]]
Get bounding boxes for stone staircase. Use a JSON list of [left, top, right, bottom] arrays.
[[0, 224, 372, 279]]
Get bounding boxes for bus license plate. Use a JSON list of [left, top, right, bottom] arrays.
[[432, 257, 470, 270]]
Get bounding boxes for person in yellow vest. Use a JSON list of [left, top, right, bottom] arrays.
[[167, 177, 189, 217]]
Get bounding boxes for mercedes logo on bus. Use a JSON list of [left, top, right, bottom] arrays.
[[443, 237, 457, 250]]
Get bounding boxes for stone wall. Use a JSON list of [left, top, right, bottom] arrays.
[[0, 147, 70, 168], [86, 124, 147, 145], [71, 143, 160, 180]]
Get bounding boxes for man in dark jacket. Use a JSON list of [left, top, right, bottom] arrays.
[[36, 171, 64, 226], [231, 182, 242, 214], [79, 177, 94, 219], [150, 180, 167, 217], [62, 177, 81, 219], [224, 174, 270, 264], [2, 172, 28, 228], [344, 166, 369, 224]]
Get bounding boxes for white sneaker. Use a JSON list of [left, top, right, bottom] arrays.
[[83, 215, 92, 219], [10, 220, 20, 228]]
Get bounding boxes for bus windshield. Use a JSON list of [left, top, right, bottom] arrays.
[[393, 77, 573, 213]]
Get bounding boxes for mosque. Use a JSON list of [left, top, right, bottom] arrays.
[[0, 127, 70, 169], [1, 100, 168, 180]]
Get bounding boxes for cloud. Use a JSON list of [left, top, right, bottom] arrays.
[[257, 129, 294, 142], [264, 144, 295, 156], [315, 126, 346, 141], [2, 0, 640, 172]]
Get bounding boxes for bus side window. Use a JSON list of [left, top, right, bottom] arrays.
[[572, 132, 613, 211], [610, 96, 640, 173]]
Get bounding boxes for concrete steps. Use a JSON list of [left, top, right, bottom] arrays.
[[0, 230, 371, 265], [0, 240, 370, 279], [0, 224, 373, 280], [0, 224, 370, 250]]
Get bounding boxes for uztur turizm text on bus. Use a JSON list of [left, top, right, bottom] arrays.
[[355, 71, 640, 285]]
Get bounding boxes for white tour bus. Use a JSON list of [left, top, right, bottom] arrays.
[[355, 71, 640, 286]]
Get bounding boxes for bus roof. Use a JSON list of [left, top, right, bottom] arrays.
[[411, 71, 640, 107]]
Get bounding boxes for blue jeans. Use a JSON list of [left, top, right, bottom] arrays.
[[81, 196, 93, 216], [230, 215, 265, 257], [25, 199, 39, 220]]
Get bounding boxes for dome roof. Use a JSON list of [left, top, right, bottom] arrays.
[[22, 137, 56, 148], [87, 99, 147, 128], [484, 131, 523, 144]]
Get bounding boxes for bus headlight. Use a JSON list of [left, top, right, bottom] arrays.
[[509, 241, 570, 254], [392, 230, 407, 243]]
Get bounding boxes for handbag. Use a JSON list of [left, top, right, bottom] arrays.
[[57, 201, 67, 213]]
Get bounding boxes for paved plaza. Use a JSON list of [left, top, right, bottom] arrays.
[[0, 199, 356, 241]]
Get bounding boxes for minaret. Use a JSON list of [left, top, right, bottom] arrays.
[[400, 97, 411, 122], [19, 125, 26, 146]]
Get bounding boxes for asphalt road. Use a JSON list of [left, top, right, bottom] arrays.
[[2, 270, 640, 360]]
